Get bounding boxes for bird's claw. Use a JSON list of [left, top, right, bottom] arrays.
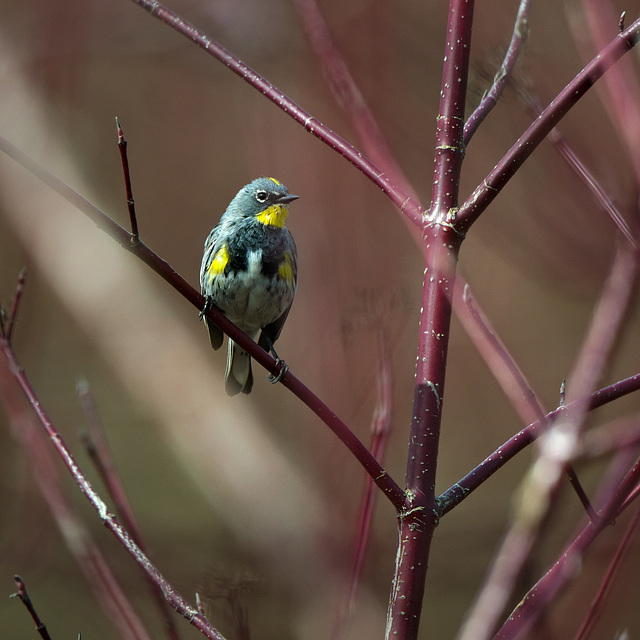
[[268, 359, 288, 384], [199, 296, 212, 320]]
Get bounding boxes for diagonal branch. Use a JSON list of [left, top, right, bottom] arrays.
[[494, 454, 640, 640], [292, 0, 421, 211], [457, 17, 640, 233], [77, 379, 183, 640], [2, 376, 154, 640], [525, 96, 638, 249], [456, 283, 546, 426], [0, 134, 405, 511], [464, 0, 532, 145], [457, 241, 639, 640], [437, 372, 640, 516], [457, 283, 596, 518], [0, 336, 222, 639], [11, 576, 53, 640], [127, 0, 423, 225], [573, 501, 640, 640], [578, 2, 640, 183]]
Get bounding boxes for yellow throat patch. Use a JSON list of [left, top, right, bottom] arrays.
[[256, 204, 289, 228]]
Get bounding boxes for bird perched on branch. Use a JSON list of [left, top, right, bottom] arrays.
[[200, 177, 299, 395]]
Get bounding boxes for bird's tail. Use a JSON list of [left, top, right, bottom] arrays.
[[225, 340, 253, 395]]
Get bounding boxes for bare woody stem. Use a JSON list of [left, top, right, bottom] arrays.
[[77, 380, 183, 640], [573, 502, 640, 640], [292, 0, 421, 209], [3, 266, 27, 343], [494, 455, 640, 639], [128, 0, 424, 225], [463, 0, 532, 145], [2, 386, 154, 639], [457, 17, 640, 233], [385, 2, 473, 639], [458, 283, 597, 520], [524, 97, 638, 249], [0, 336, 225, 640], [116, 117, 139, 240], [437, 372, 640, 516], [12, 576, 53, 640], [0, 134, 405, 511]]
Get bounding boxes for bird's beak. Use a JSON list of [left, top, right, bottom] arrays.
[[277, 194, 300, 204]]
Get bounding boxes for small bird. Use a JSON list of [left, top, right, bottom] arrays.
[[200, 177, 299, 395]]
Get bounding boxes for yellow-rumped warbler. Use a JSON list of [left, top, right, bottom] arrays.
[[200, 177, 299, 396]]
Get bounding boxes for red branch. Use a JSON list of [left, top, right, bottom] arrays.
[[385, 2, 474, 638], [457, 17, 640, 233], [128, 0, 424, 225], [0, 134, 405, 512], [0, 335, 226, 640]]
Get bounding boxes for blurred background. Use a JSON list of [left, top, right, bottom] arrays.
[[1, 0, 639, 638]]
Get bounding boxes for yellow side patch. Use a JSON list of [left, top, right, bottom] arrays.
[[268, 177, 282, 186], [278, 252, 295, 284], [207, 244, 229, 282], [256, 204, 289, 228]]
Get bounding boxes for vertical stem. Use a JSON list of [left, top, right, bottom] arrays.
[[430, 0, 473, 220], [386, 1, 473, 638], [386, 228, 461, 640]]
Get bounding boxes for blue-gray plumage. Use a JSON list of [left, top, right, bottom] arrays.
[[200, 177, 298, 395]]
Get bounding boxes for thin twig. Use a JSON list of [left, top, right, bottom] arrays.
[[464, 0, 532, 144], [525, 97, 638, 249], [292, 0, 421, 211], [619, 481, 640, 514], [3, 266, 28, 343], [573, 502, 640, 640], [577, 2, 640, 183], [77, 379, 144, 547], [566, 466, 598, 522], [458, 283, 546, 426], [494, 454, 640, 639], [332, 327, 394, 639], [566, 243, 639, 405], [11, 576, 53, 640], [348, 328, 394, 607], [115, 117, 139, 241]]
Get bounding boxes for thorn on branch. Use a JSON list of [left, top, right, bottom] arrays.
[[619, 12, 626, 33], [560, 379, 566, 407], [115, 117, 140, 243]]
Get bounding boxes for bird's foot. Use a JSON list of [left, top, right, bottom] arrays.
[[268, 359, 289, 384]]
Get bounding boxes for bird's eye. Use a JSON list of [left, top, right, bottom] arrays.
[[255, 190, 268, 203]]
